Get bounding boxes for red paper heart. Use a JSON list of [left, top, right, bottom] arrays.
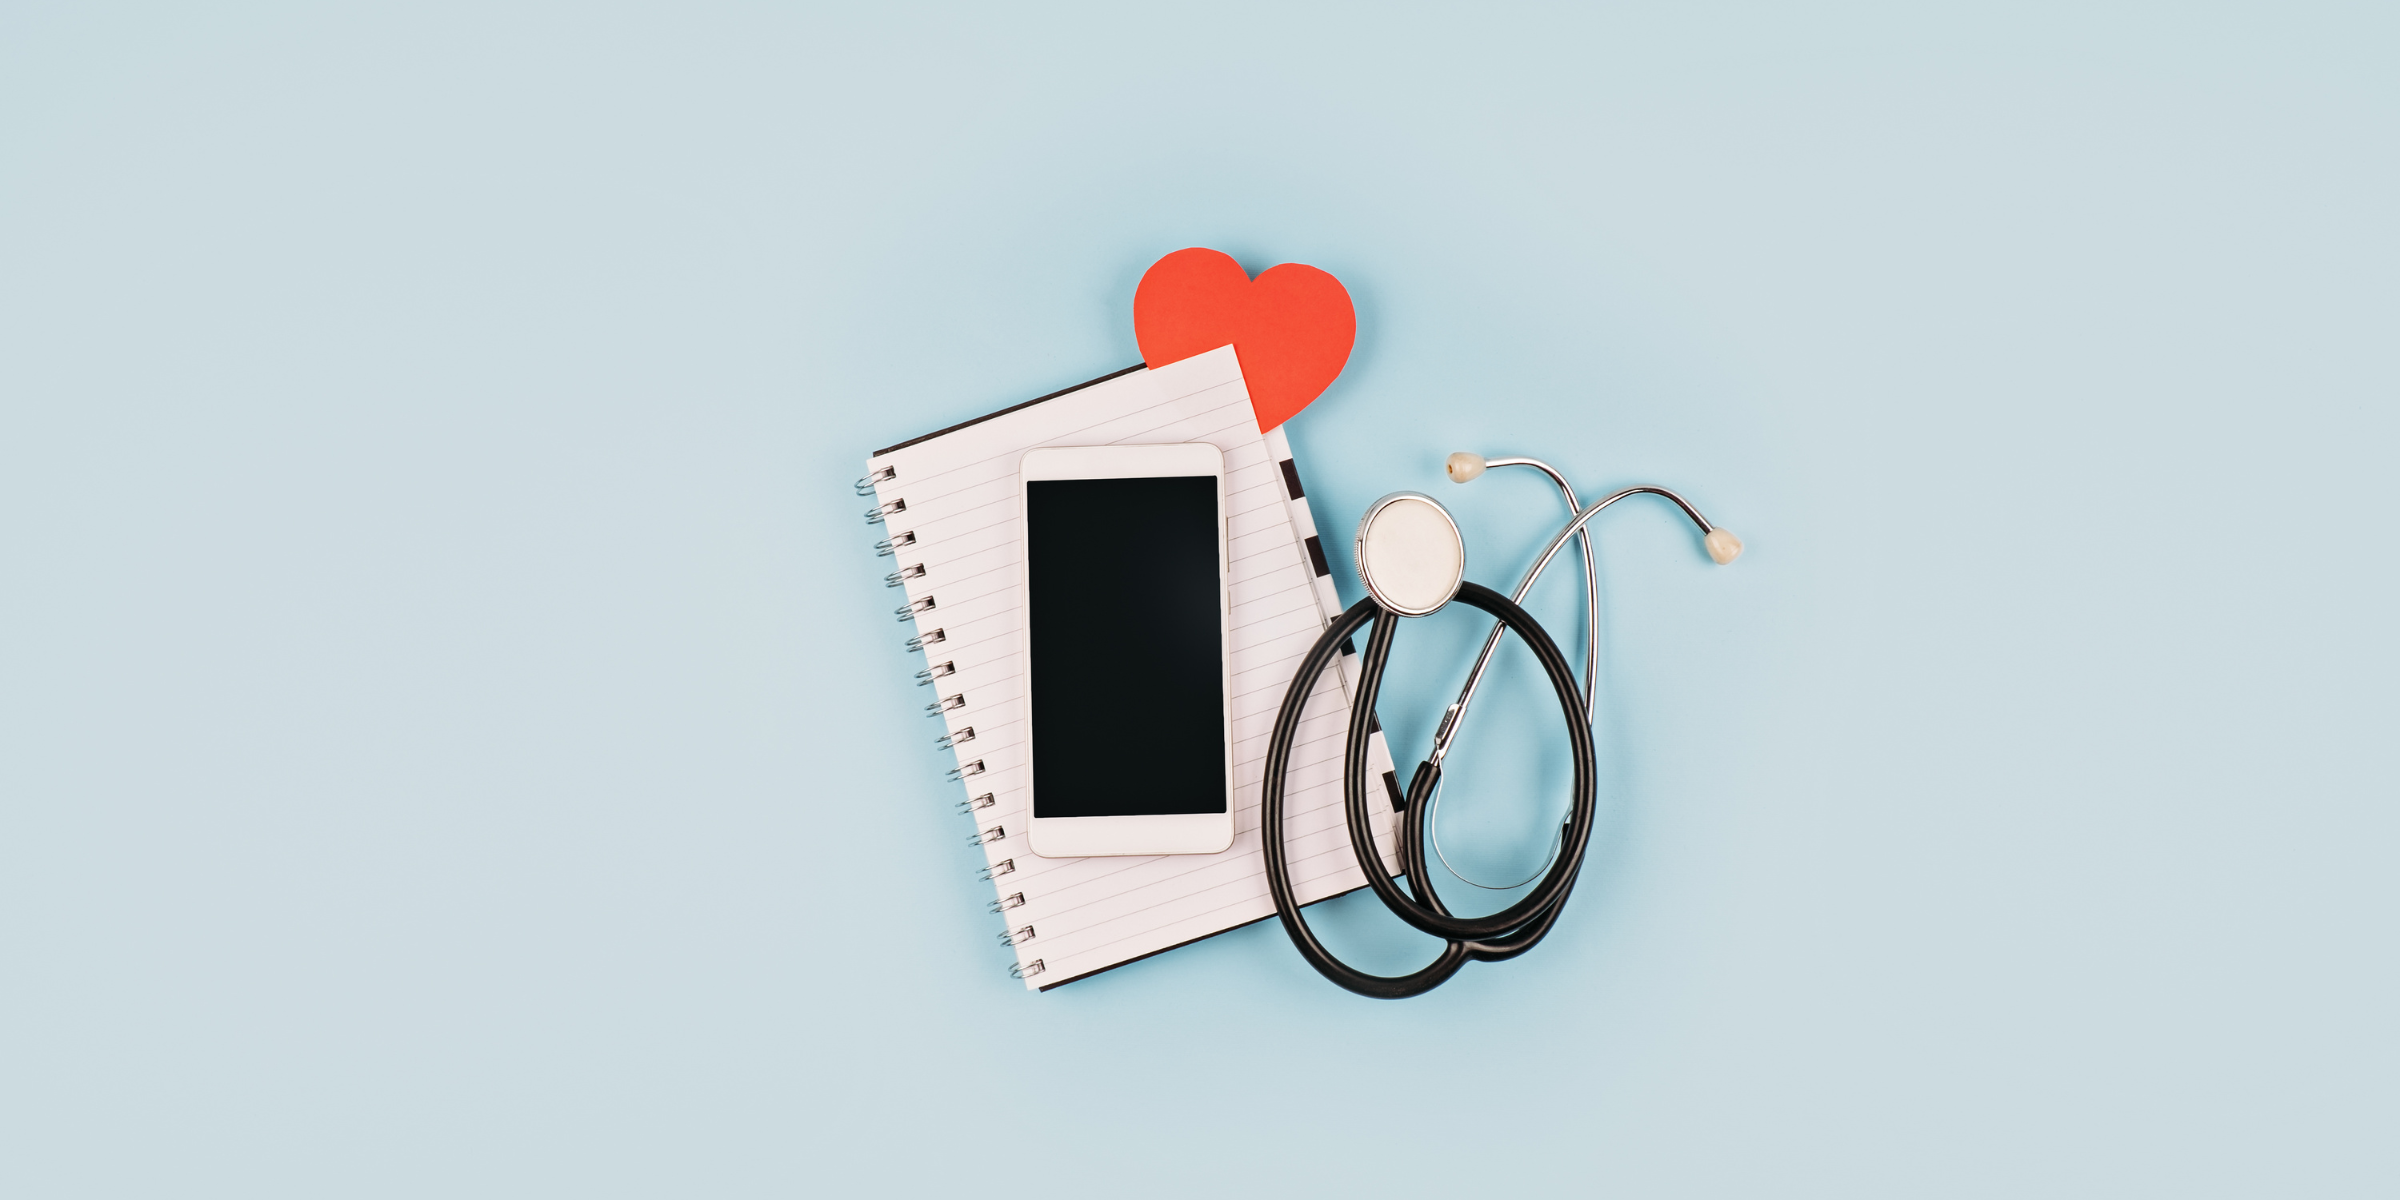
[[1133, 247, 1355, 432]]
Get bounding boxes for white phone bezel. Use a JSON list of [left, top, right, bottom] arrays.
[[1020, 442, 1235, 858]]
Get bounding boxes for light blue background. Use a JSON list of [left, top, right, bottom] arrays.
[[3, 4, 2394, 1196]]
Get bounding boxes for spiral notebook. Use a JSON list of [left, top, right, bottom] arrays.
[[862, 346, 1403, 990]]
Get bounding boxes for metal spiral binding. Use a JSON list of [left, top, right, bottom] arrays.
[[858, 465, 1040, 984]]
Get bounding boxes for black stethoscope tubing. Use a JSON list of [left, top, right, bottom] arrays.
[[1260, 581, 1596, 999]]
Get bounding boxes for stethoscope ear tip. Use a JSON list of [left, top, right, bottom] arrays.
[[1444, 452, 1485, 483], [1704, 528, 1744, 565]]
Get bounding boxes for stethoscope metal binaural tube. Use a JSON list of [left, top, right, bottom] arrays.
[[1434, 456, 1601, 737], [1431, 455, 1736, 767], [1420, 454, 1740, 889]]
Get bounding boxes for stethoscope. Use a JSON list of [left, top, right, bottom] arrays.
[[1261, 452, 1742, 998]]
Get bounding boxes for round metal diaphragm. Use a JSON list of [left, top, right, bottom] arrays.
[[1355, 492, 1466, 616]]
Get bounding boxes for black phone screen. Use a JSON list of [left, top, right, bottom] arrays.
[[1024, 474, 1226, 818]]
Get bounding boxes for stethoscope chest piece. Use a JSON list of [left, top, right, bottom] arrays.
[[1354, 492, 1465, 616]]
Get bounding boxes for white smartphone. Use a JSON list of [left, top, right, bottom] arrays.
[[1020, 442, 1235, 858]]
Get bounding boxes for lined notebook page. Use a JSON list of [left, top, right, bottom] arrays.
[[867, 347, 1398, 989]]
